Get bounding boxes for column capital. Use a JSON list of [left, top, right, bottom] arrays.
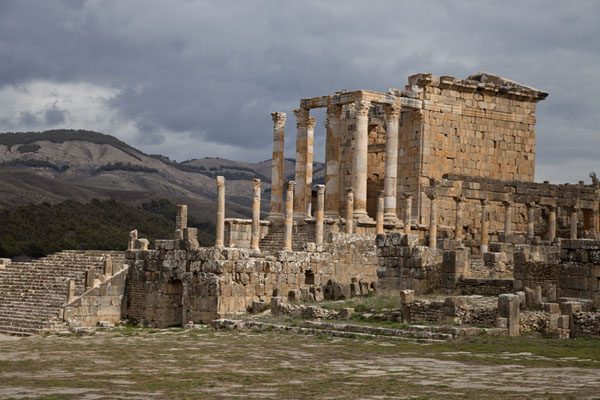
[[427, 192, 437, 201], [527, 201, 537, 208], [286, 180, 296, 190], [383, 103, 401, 120], [307, 116, 316, 129], [316, 184, 325, 194], [355, 100, 371, 117], [271, 112, 286, 129], [547, 203, 557, 211], [502, 199, 512, 207], [402, 192, 413, 200], [293, 108, 310, 127], [216, 175, 225, 187], [455, 194, 465, 203], [481, 198, 489, 206], [346, 187, 354, 195], [252, 178, 261, 190]]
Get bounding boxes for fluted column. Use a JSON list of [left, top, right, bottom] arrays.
[[315, 184, 325, 246], [570, 205, 579, 239], [346, 188, 354, 234], [547, 204, 556, 242], [293, 108, 310, 219], [376, 190, 384, 235], [428, 193, 438, 249], [480, 199, 489, 253], [352, 100, 371, 221], [215, 176, 225, 248], [383, 104, 400, 223], [250, 178, 261, 252], [454, 195, 464, 241], [325, 105, 342, 218], [527, 202, 535, 238], [284, 181, 295, 251], [269, 112, 286, 223], [503, 200, 512, 237], [403, 193, 412, 235]]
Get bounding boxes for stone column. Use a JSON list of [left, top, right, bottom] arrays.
[[315, 184, 325, 246], [503, 200, 512, 237], [346, 188, 354, 234], [66, 279, 76, 303], [128, 229, 138, 251], [305, 116, 316, 218], [250, 178, 261, 252], [176, 204, 188, 230], [547, 204, 557, 242], [215, 176, 225, 248], [383, 104, 400, 223], [428, 193, 437, 249], [284, 181, 295, 251], [570, 206, 579, 239], [480, 199, 489, 253], [352, 100, 371, 221], [293, 108, 310, 219], [269, 112, 286, 223], [324, 105, 342, 218], [376, 190, 384, 235], [403, 193, 412, 235], [527, 202, 536, 238], [454, 195, 464, 241], [593, 204, 599, 239]]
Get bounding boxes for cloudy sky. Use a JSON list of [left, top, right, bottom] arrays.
[[0, 0, 598, 183]]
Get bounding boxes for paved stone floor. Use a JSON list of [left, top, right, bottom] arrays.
[[0, 329, 598, 399]]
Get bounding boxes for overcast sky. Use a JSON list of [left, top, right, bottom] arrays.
[[0, 0, 598, 183]]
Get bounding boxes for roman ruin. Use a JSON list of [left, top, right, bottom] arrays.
[[0, 71, 599, 341]]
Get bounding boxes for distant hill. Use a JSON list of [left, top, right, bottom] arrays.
[[0, 129, 325, 245]]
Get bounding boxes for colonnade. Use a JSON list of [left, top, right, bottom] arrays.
[[268, 100, 401, 225]]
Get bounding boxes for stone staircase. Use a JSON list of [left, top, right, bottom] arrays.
[[260, 223, 314, 253], [0, 250, 126, 336]]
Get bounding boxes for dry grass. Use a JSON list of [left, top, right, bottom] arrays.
[[0, 328, 598, 399]]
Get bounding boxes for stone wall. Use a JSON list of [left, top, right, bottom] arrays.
[[376, 233, 443, 295], [224, 218, 269, 248], [572, 312, 600, 337], [63, 267, 129, 327], [558, 239, 600, 305], [455, 278, 514, 296], [124, 233, 378, 327], [431, 174, 599, 237], [513, 245, 560, 291]]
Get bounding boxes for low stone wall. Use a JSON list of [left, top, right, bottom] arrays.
[[455, 278, 513, 296], [513, 244, 560, 291], [376, 233, 443, 295], [224, 218, 269, 248], [572, 311, 600, 337], [63, 267, 129, 327], [124, 233, 378, 327], [558, 240, 600, 306]]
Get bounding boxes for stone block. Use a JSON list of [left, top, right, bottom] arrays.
[[498, 294, 520, 336], [495, 317, 508, 329], [557, 315, 570, 329], [400, 290, 415, 305], [547, 313, 559, 331], [542, 303, 560, 314], [339, 308, 354, 319]]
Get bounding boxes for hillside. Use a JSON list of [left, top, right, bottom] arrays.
[[0, 130, 264, 221], [0, 198, 215, 258]]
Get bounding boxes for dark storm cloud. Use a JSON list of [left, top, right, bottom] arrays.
[[0, 0, 599, 182]]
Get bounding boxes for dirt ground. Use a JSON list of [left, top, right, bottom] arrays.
[[0, 328, 599, 399]]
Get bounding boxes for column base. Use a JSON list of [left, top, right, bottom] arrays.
[[324, 211, 340, 219], [353, 211, 374, 224], [267, 213, 284, 225]]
